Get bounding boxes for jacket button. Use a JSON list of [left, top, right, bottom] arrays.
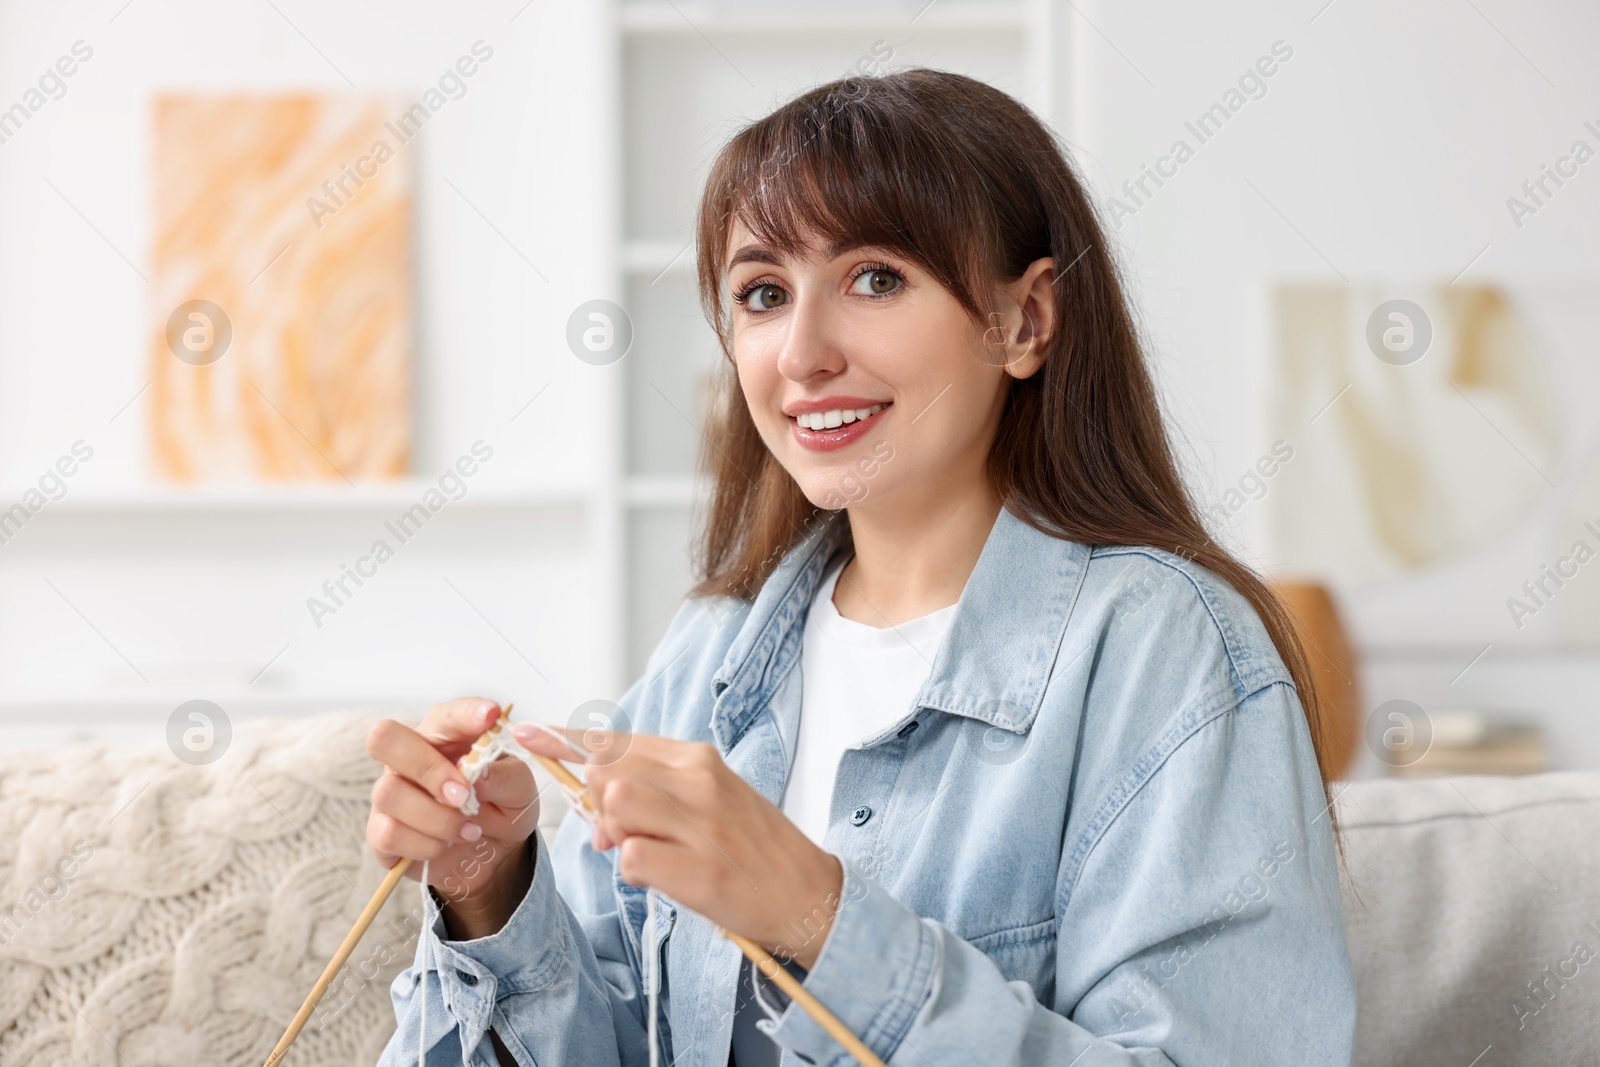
[[850, 806, 872, 826], [457, 970, 478, 986]]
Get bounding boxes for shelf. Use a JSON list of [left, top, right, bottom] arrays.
[[1361, 643, 1600, 662], [620, 1, 1029, 33], [20, 480, 592, 517], [623, 239, 697, 276], [0, 692, 421, 717], [624, 474, 701, 507]]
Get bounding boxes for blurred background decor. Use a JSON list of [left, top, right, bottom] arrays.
[[148, 94, 411, 483], [1272, 578, 1361, 780], [1265, 282, 1600, 776], [1366, 702, 1548, 777], [1270, 284, 1555, 588]]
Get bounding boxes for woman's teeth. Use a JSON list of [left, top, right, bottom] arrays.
[[795, 403, 886, 431]]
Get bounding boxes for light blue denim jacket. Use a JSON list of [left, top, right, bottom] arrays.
[[380, 505, 1356, 1066]]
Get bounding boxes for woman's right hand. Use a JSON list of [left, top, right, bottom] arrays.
[[366, 698, 539, 937]]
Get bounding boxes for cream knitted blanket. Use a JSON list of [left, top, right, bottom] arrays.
[[0, 710, 418, 1067]]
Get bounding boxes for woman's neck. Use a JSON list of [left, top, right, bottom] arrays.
[[831, 475, 1003, 627]]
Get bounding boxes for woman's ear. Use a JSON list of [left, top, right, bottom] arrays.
[[983, 257, 1055, 380]]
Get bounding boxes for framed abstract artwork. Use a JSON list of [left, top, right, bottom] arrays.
[[148, 95, 411, 482]]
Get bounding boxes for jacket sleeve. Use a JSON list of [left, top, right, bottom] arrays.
[[375, 824, 651, 1067], [757, 682, 1357, 1066]]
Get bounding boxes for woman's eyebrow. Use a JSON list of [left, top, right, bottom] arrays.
[[728, 245, 785, 271], [727, 241, 888, 273]]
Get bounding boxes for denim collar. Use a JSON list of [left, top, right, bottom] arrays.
[[709, 504, 1091, 752]]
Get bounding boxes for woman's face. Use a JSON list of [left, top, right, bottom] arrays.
[[726, 221, 1047, 515]]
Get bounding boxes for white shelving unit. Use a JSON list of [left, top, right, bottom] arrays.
[[26, 481, 591, 516], [609, 0, 1068, 675], [0, 3, 1072, 748]]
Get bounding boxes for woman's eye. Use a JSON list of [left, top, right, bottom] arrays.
[[852, 269, 901, 296], [745, 284, 788, 311]]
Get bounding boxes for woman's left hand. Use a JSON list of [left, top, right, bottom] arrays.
[[514, 725, 844, 971]]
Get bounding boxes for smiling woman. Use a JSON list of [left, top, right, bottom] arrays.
[[371, 68, 1356, 1067]]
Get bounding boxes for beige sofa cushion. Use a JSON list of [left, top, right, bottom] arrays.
[[0, 711, 412, 1067], [5, 711, 1596, 1065], [1337, 771, 1600, 1067]]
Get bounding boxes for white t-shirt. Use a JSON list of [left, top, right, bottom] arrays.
[[731, 556, 958, 1066], [781, 555, 959, 844]]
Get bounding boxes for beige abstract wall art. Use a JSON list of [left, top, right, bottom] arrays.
[[148, 95, 411, 482], [1270, 284, 1557, 585]]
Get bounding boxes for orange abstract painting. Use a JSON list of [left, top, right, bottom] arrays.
[[149, 95, 411, 482]]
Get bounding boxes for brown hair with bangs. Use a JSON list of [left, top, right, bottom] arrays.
[[687, 68, 1345, 813]]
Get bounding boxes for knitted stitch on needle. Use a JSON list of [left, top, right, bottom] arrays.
[[418, 716, 665, 1065]]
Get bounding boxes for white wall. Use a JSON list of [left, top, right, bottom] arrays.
[[0, 0, 621, 746], [1070, 0, 1600, 771]]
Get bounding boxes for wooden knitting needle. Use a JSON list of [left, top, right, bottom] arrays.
[[263, 702, 517, 1067], [533, 741, 888, 1067], [263, 857, 412, 1066], [722, 929, 887, 1067]]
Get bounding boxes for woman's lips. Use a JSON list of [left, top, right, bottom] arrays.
[[789, 404, 890, 452]]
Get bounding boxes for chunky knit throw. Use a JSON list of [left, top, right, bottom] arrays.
[[0, 710, 420, 1067]]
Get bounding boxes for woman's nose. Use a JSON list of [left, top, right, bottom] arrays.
[[774, 296, 846, 382]]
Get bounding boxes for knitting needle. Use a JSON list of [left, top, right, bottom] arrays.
[[263, 857, 412, 1066], [263, 701, 517, 1067], [721, 930, 887, 1067], [532, 740, 888, 1067]]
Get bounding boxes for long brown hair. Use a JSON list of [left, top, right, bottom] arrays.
[[687, 69, 1343, 823]]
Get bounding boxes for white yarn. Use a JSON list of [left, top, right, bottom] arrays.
[[418, 717, 605, 1063], [750, 956, 786, 1026], [555, 721, 662, 1067], [436, 717, 667, 1065], [513, 722, 662, 1063], [644, 888, 662, 1067], [418, 860, 430, 1067], [456, 721, 549, 818]]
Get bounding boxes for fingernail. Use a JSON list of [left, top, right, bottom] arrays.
[[460, 821, 482, 842], [479, 701, 496, 724], [512, 724, 537, 744], [442, 780, 469, 806]]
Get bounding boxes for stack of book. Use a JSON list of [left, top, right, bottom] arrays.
[[1393, 710, 1547, 777]]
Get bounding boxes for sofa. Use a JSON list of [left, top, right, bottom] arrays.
[[1, 710, 1595, 1065]]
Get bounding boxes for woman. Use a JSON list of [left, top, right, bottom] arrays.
[[370, 68, 1355, 1066]]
